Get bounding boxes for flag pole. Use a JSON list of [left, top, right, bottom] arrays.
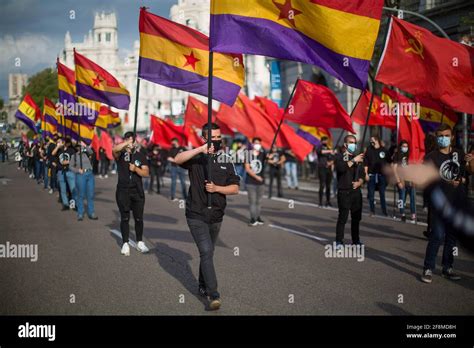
[[207, 51, 214, 209], [133, 77, 141, 135], [73, 48, 83, 169], [268, 78, 299, 153]]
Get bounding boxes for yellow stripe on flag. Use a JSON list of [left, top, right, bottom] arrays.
[[211, 0, 380, 60], [75, 65, 130, 95]]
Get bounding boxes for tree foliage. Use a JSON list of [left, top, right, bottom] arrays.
[[22, 68, 58, 111]]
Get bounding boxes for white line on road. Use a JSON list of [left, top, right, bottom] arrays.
[[268, 224, 328, 242], [109, 229, 137, 249]]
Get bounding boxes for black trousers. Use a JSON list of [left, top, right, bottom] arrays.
[[318, 167, 332, 205], [268, 166, 282, 197], [336, 189, 362, 243], [116, 187, 145, 243], [186, 218, 222, 296], [149, 166, 161, 193]]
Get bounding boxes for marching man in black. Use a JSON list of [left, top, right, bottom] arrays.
[[335, 135, 365, 247], [113, 132, 150, 256], [174, 123, 240, 310]]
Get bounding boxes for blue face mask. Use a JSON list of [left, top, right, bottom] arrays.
[[437, 136, 451, 148], [347, 143, 357, 154], [401, 147, 408, 153]]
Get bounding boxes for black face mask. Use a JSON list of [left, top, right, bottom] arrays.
[[212, 140, 222, 152]]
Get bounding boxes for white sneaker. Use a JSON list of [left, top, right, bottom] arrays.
[[48, 189, 53, 194], [104, 174, 108, 178], [136, 241, 149, 253], [121, 242, 130, 256]]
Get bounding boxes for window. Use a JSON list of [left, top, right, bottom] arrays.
[[97, 33, 101, 42], [106, 33, 111, 42]]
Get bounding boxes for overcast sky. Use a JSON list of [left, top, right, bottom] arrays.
[[0, 0, 177, 101]]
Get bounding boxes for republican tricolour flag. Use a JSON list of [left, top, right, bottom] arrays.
[[74, 51, 130, 110], [210, 0, 384, 89], [138, 8, 245, 106], [43, 98, 59, 138], [15, 94, 41, 133], [95, 106, 121, 130], [57, 60, 100, 127]]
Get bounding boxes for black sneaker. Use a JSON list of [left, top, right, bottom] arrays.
[[88, 214, 99, 220], [326, 202, 332, 207], [256, 217, 264, 225], [77, 215, 83, 221], [61, 205, 69, 211], [401, 215, 407, 222], [248, 219, 258, 227], [421, 269, 433, 283], [442, 268, 461, 281], [209, 293, 221, 310], [423, 230, 431, 239], [198, 286, 208, 298]]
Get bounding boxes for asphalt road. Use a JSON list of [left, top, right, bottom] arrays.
[[0, 160, 473, 315]]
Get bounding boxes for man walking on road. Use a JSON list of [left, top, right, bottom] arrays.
[[335, 135, 365, 247], [174, 123, 240, 310], [113, 132, 150, 256], [71, 142, 98, 221]]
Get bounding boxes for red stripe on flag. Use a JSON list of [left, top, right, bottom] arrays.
[[309, 0, 384, 20], [139, 8, 208, 51], [74, 51, 122, 88]]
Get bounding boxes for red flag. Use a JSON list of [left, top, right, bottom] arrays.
[[376, 16, 474, 114], [352, 90, 396, 129], [91, 133, 100, 160], [184, 96, 234, 135], [150, 115, 186, 149], [382, 88, 425, 163], [99, 131, 114, 160], [253, 96, 313, 160], [284, 80, 356, 134], [216, 96, 256, 140], [184, 124, 204, 148]]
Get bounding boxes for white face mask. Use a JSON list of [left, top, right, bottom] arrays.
[[253, 144, 262, 151]]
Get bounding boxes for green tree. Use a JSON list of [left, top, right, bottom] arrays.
[[0, 96, 4, 110], [22, 68, 58, 111]]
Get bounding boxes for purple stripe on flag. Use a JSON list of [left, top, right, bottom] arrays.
[[57, 90, 99, 126], [138, 57, 241, 106], [210, 14, 370, 89], [419, 119, 439, 133], [15, 111, 37, 133], [296, 129, 321, 147], [76, 82, 130, 110], [44, 114, 58, 127]]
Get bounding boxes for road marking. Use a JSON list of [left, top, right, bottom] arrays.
[[109, 229, 137, 249], [269, 224, 328, 242]]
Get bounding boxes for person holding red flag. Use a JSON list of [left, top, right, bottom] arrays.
[[421, 124, 467, 284]]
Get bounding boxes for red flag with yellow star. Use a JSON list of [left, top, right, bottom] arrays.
[[376, 16, 474, 114]]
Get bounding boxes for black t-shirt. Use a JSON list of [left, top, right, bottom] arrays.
[[58, 147, 76, 171], [268, 150, 283, 169], [393, 151, 409, 167], [181, 153, 240, 224], [245, 151, 266, 186], [168, 146, 185, 167], [285, 149, 296, 163], [116, 149, 148, 190], [148, 149, 162, 167], [335, 152, 365, 190], [364, 146, 388, 174], [317, 144, 334, 168], [424, 148, 466, 182], [46, 143, 57, 165]]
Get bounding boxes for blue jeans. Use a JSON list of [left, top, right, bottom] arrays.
[[423, 214, 456, 271], [44, 164, 50, 189], [75, 170, 95, 218], [34, 160, 44, 181], [58, 170, 77, 207], [285, 162, 298, 188], [398, 184, 416, 215], [367, 174, 387, 214], [170, 165, 187, 199]]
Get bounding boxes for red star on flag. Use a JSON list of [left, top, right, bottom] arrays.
[[92, 74, 104, 88], [183, 51, 200, 70], [273, 0, 302, 27], [425, 111, 433, 119]]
